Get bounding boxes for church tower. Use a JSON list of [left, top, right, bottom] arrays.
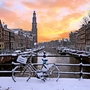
[[32, 11, 37, 45]]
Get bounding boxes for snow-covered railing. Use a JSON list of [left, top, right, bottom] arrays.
[[0, 55, 90, 79]]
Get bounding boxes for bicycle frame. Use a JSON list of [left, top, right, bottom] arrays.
[[26, 62, 60, 81], [12, 54, 60, 82]]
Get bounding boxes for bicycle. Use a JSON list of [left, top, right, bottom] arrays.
[[12, 53, 60, 82]]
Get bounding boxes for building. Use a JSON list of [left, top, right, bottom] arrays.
[[12, 29, 31, 51], [9, 29, 15, 51], [61, 38, 70, 48], [31, 11, 38, 48], [69, 31, 77, 49], [0, 11, 38, 53], [77, 25, 86, 50], [69, 21, 90, 51], [86, 21, 90, 51], [0, 20, 4, 53], [1, 22, 11, 53]]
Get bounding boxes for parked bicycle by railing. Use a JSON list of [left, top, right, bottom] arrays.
[[12, 52, 60, 82]]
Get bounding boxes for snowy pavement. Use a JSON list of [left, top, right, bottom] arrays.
[[0, 77, 90, 90]]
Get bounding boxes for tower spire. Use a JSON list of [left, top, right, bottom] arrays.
[[32, 11, 37, 45], [32, 11, 36, 24]]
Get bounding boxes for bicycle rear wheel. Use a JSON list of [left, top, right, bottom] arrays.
[[12, 65, 31, 82], [47, 64, 60, 81]]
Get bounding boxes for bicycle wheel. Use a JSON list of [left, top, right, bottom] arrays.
[[12, 65, 31, 82], [46, 64, 60, 81]]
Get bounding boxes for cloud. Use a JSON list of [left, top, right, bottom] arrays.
[[0, 7, 18, 21], [0, 6, 32, 30], [0, 0, 90, 42], [38, 30, 70, 42]]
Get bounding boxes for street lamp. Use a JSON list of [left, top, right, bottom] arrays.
[[34, 42, 37, 48]]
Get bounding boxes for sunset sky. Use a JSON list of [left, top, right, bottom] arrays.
[[0, 0, 90, 42]]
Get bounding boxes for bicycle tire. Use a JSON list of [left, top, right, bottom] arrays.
[[12, 65, 31, 82], [46, 64, 60, 81]]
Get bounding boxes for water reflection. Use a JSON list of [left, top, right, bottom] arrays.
[[37, 51, 90, 78], [38, 52, 75, 78]]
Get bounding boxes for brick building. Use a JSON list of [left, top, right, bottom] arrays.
[[86, 21, 90, 51], [69, 21, 90, 51]]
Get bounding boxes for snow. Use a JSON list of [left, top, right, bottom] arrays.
[[14, 50, 21, 53], [0, 77, 90, 90]]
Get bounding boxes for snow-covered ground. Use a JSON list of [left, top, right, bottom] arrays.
[[0, 77, 90, 90]]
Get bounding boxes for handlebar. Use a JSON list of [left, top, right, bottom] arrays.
[[12, 61, 20, 65]]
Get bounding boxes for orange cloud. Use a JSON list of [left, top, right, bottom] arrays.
[[0, 0, 90, 43], [0, 6, 32, 29], [0, 7, 18, 23]]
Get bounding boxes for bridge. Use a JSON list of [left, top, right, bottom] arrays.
[[0, 53, 90, 79]]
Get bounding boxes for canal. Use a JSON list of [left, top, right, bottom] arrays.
[[37, 48, 90, 79], [0, 48, 90, 78]]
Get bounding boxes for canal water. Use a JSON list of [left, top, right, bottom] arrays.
[[37, 49, 90, 79]]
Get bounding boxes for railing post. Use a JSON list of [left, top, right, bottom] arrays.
[[11, 56, 15, 70], [11, 55, 17, 69], [79, 55, 83, 79]]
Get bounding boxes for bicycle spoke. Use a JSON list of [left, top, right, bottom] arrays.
[[12, 65, 31, 82], [46, 64, 60, 81]]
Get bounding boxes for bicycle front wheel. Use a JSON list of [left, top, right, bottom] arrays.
[[47, 64, 60, 81], [12, 65, 31, 82]]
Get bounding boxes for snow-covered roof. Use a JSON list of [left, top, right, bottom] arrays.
[[2, 22, 7, 28], [14, 30, 19, 34], [11, 29, 20, 34]]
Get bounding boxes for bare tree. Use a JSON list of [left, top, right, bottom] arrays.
[[88, 10, 90, 20], [82, 16, 89, 25], [80, 11, 90, 26]]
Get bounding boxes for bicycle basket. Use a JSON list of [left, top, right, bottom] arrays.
[[17, 55, 28, 64]]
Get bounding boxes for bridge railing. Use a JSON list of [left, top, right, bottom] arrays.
[[0, 55, 90, 79]]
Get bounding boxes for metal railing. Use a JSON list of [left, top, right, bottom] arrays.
[[0, 55, 90, 79]]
